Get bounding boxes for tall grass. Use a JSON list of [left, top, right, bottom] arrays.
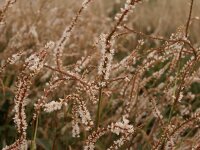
[[0, 0, 200, 149]]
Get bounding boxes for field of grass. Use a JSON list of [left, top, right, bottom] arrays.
[[0, 0, 200, 150]]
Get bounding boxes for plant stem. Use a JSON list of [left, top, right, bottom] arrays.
[[31, 116, 38, 150], [95, 87, 103, 130]]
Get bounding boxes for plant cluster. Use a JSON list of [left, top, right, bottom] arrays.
[[0, 0, 200, 149]]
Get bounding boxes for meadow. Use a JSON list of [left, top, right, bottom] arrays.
[[0, 0, 200, 149]]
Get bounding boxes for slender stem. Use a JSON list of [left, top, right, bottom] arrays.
[[168, 43, 183, 122], [168, 105, 174, 123], [95, 87, 103, 129], [185, 0, 194, 37], [31, 116, 38, 150], [168, 61, 180, 122]]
